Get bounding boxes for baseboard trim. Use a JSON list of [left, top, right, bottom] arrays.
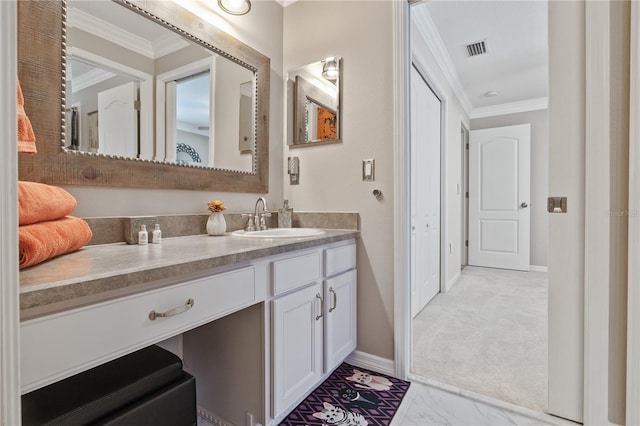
[[345, 350, 395, 377], [197, 406, 234, 426], [530, 265, 548, 272], [445, 271, 461, 292]]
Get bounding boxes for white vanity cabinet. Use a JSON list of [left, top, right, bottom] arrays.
[[19, 234, 358, 426], [20, 266, 261, 393], [271, 241, 357, 419]]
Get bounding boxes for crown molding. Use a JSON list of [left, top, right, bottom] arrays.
[[68, 8, 187, 60], [68, 8, 155, 58], [70, 68, 116, 93], [152, 32, 190, 58], [469, 97, 548, 119], [412, 6, 472, 116]]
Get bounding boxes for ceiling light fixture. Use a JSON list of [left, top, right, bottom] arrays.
[[321, 57, 339, 81], [218, 0, 251, 15]]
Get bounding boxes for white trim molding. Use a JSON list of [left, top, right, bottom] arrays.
[[445, 271, 460, 293], [411, 6, 472, 116], [0, 2, 21, 423], [393, 0, 411, 381], [345, 351, 395, 378], [529, 265, 548, 273], [584, 2, 613, 424], [469, 97, 548, 119], [628, 2, 640, 425], [67, 7, 188, 60]]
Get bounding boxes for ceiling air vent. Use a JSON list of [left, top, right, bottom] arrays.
[[466, 40, 487, 57]]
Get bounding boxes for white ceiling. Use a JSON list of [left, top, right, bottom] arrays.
[[413, 0, 548, 117]]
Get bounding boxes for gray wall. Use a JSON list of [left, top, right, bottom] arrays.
[[283, 1, 395, 359], [471, 109, 549, 268]]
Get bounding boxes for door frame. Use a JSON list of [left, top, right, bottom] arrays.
[[461, 124, 469, 268], [395, 2, 621, 423], [0, 1, 21, 423], [627, 3, 640, 424]]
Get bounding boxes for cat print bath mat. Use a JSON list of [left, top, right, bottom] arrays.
[[279, 363, 410, 426]]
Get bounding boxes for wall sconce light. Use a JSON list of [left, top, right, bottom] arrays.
[[321, 57, 339, 81], [218, 0, 251, 15]]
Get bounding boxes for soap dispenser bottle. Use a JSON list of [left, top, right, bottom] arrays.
[[138, 224, 148, 245], [278, 200, 293, 228]]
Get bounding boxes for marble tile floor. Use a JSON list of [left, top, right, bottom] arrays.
[[392, 378, 579, 426]]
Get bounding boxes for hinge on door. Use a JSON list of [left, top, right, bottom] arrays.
[[466, 143, 469, 149], [465, 240, 469, 247], [465, 191, 469, 198], [133, 100, 141, 111]]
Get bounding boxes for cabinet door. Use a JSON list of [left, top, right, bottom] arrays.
[[324, 269, 357, 372], [272, 282, 324, 417]]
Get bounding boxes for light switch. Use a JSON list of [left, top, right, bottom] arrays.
[[363, 159, 375, 181]]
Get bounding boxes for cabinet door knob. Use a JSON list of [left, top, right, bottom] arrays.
[[149, 298, 194, 321], [520, 202, 529, 208], [316, 293, 324, 320], [329, 287, 337, 312]]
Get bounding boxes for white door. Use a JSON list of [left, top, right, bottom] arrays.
[[410, 65, 441, 318], [272, 282, 323, 418], [324, 269, 357, 372], [469, 124, 531, 271], [98, 81, 138, 157]]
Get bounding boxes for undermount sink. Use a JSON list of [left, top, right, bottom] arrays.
[[231, 228, 325, 239]]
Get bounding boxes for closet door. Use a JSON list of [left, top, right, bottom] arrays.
[[410, 65, 441, 318]]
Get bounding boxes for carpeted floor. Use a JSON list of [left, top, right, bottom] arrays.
[[412, 266, 548, 412]]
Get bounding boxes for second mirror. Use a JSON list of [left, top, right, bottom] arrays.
[[288, 57, 342, 147]]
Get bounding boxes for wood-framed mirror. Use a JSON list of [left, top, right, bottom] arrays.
[[18, 0, 269, 193], [288, 57, 342, 148]]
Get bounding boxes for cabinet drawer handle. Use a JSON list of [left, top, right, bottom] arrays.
[[149, 298, 195, 321], [316, 293, 324, 320], [329, 287, 337, 312]]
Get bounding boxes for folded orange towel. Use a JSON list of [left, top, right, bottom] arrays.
[[19, 216, 93, 270], [17, 80, 37, 154], [19, 181, 77, 226]]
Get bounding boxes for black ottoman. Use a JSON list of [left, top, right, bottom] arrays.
[[22, 345, 197, 426]]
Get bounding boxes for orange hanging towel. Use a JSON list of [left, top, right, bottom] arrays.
[[17, 80, 37, 154]]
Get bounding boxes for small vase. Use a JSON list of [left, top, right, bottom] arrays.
[[206, 212, 226, 236]]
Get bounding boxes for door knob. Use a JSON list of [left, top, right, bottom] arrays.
[[520, 202, 529, 208]]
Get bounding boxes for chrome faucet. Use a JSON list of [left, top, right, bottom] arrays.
[[254, 197, 271, 231]]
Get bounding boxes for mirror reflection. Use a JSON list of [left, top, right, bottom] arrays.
[[288, 57, 342, 147], [65, 0, 255, 173]]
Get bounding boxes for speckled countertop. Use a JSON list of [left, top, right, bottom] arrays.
[[19, 230, 358, 319]]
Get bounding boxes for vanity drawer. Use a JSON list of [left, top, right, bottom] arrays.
[[325, 243, 356, 277], [21, 266, 256, 393], [272, 251, 322, 296]]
